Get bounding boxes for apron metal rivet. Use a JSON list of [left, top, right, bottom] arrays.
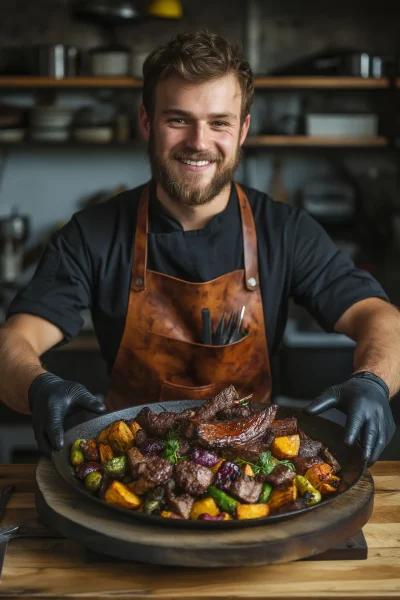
[[135, 277, 143, 286], [248, 277, 257, 287]]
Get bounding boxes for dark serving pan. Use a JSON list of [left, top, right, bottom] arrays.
[[51, 400, 367, 530]]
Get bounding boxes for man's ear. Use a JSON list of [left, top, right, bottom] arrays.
[[139, 104, 151, 141], [239, 113, 251, 146]]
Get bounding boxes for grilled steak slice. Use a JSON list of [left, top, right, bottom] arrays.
[[230, 474, 263, 504], [266, 464, 296, 488], [195, 403, 278, 449], [135, 407, 194, 438], [223, 441, 271, 464], [168, 493, 194, 519], [217, 405, 253, 421], [130, 457, 173, 495], [298, 439, 322, 458], [270, 417, 297, 437], [195, 385, 240, 421], [127, 446, 149, 478], [175, 460, 214, 496], [320, 447, 341, 473], [291, 455, 323, 476]]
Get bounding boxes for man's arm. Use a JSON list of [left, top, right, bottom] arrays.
[[334, 297, 400, 397], [0, 313, 64, 414]]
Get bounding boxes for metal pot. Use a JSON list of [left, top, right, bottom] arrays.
[[71, 0, 143, 24]]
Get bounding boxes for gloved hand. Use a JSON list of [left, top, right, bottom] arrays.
[[304, 371, 396, 466], [28, 372, 107, 455]]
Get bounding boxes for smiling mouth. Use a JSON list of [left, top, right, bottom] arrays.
[[178, 158, 214, 171]]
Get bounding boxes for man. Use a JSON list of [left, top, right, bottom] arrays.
[[0, 31, 398, 465]]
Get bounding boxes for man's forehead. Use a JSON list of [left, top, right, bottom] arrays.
[[155, 73, 242, 108]]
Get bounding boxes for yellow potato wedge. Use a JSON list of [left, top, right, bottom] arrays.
[[128, 420, 142, 441], [99, 443, 114, 464], [104, 480, 142, 509], [107, 420, 135, 452], [271, 434, 300, 459], [190, 497, 220, 520], [242, 463, 255, 477], [236, 504, 270, 520], [268, 483, 298, 511], [211, 458, 225, 474]]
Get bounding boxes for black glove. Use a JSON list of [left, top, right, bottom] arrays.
[[304, 371, 396, 466], [28, 372, 107, 455]]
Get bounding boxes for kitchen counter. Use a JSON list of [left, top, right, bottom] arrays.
[[0, 462, 399, 599]]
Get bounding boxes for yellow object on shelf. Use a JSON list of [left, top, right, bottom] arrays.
[[147, 0, 182, 18]]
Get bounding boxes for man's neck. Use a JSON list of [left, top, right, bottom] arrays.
[[155, 182, 232, 231]]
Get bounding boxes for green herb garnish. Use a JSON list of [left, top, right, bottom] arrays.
[[162, 430, 187, 465], [237, 394, 253, 407], [235, 451, 295, 476]]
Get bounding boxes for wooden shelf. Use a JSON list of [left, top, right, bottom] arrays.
[[244, 135, 388, 147], [0, 76, 393, 89]]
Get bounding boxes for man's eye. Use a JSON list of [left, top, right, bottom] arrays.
[[169, 118, 186, 124], [213, 121, 229, 127]]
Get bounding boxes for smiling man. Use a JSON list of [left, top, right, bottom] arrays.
[[0, 31, 399, 466]]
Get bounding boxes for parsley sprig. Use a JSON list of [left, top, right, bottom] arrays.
[[235, 451, 295, 476], [162, 430, 188, 465]]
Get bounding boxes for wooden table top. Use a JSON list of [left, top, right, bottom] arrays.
[[0, 461, 399, 599]]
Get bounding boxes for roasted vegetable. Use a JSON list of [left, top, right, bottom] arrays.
[[143, 486, 166, 514], [304, 464, 341, 497], [128, 420, 142, 440], [103, 455, 128, 478], [198, 513, 227, 520], [70, 438, 85, 466], [104, 480, 142, 509], [236, 504, 270, 520], [190, 447, 220, 467], [215, 461, 241, 492], [79, 439, 99, 462], [259, 482, 273, 503], [242, 463, 255, 477], [97, 425, 111, 444], [190, 497, 220, 520], [294, 475, 322, 506], [268, 483, 298, 512], [107, 420, 135, 452], [99, 443, 114, 464], [210, 457, 225, 474], [139, 438, 165, 456], [271, 435, 300, 459], [76, 461, 101, 480], [160, 511, 183, 519], [207, 485, 239, 516], [85, 471, 103, 493]]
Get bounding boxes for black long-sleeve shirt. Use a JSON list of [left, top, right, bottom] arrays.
[[7, 180, 389, 372]]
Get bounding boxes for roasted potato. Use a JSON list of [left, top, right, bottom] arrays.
[[107, 420, 135, 452], [271, 435, 300, 459], [268, 483, 298, 512], [104, 480, 142, 509], [236, 504, 270, 519], [190, 497, 220, 520]]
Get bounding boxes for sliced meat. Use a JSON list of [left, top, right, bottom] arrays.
[[175, 460, 214, 496], [217, 405, 253, 421], [291, 455, 323, 476], [130, 457, 173, 494], [320, 447, 341, 473], [223, 441, 271, 464], [266, 464, 296, 488], [195, 403, 278, 450], [195, 385, 240, 421], [298, 439, 322, 458], [127, 446, 149, 478], [168, 493, 195, 519], [230, 473, 263, 504], [261, 428, 275, 448], [270, 417, 297, 437], [135, 407, 181, 438]]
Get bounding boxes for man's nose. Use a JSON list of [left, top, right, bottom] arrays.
[[186, 122, 210, 151]]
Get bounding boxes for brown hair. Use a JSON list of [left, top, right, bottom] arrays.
[[142, 30, 254, 125]]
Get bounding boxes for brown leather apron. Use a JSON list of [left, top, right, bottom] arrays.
[[105, 181, 272, 410]]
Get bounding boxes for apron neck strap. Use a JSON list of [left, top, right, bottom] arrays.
[[131, 181, 259, 292]]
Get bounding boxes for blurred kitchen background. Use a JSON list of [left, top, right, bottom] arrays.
[[0, 0, 399, 462]]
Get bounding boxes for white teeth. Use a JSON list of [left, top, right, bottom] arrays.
[[181, 159, 210, 167]]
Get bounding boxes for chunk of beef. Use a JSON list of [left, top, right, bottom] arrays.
[[291, 455, 323, 476], [217, 405, 253, 421], [175, 460, 214, 496], [270, 417, 298, 437], [223, 441, 271, 464], [135, 407, 181, 438], [298, 439, 322, 458], [127, 446, 149, 478], [168, 493, 195, 519], [230, 473, 263, 504], [130, 457, 173, 495], [266, 464, 296, 488], [135, 428, 148, 447], [320, 447, 341, 473], [195, 403, 278, 450], [261, 428, 276, 448], [195, 385, 240, 421], [79, 440, 100, 462], [298, 428, 312, 441]]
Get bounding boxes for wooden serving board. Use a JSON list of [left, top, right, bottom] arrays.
[[35, 459, 374, 567]]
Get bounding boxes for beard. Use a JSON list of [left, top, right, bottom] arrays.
[[147, 130, 242, 207]]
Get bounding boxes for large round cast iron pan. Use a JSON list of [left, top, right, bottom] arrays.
[[51, 400, 367, 529]]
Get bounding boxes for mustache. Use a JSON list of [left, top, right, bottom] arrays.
[[171, 152, 223, 163]]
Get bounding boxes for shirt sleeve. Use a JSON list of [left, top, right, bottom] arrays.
[[6, 216, 93, 344], [290, 208, 390, 332]]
